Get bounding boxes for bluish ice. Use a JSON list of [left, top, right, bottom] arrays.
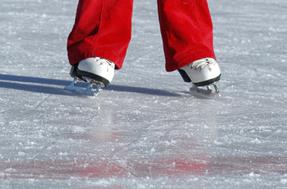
[[0, 0, 287, 188]]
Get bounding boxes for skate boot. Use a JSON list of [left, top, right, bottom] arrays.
[[66, 57, 115, 96], [178, 58, 221, 93]]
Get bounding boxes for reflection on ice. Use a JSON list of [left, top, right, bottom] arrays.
[[1, 0, 287, 188]]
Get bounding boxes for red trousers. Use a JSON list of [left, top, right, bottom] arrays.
[[67, 0, 215, 72]]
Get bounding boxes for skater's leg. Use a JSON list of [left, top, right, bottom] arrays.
[[157, 0, 216, 72], [67, 0, 133, 69]]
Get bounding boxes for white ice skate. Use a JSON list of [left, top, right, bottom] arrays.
[[178, 58, 221, 94], [65, 57, 115, 96]]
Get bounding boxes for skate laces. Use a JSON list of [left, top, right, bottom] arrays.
[[191, 59, 214, 71], [94, 57, 114, 67]]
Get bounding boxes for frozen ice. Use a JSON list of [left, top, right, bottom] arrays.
[[0, 0, 287, 188]]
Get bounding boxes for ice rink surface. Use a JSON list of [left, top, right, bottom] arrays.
[[1, 0, 287, 188]]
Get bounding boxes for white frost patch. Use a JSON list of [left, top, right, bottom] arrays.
[[250, 138, 262, 144], [280, 178, 287, 185], [5, 168, 17, 173], [18, 151, 26, 156], [248, 172, 261, 178]]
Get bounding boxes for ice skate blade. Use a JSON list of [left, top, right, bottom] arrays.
[[189, 83, 220, 97], [64, 78, 104, 97]]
